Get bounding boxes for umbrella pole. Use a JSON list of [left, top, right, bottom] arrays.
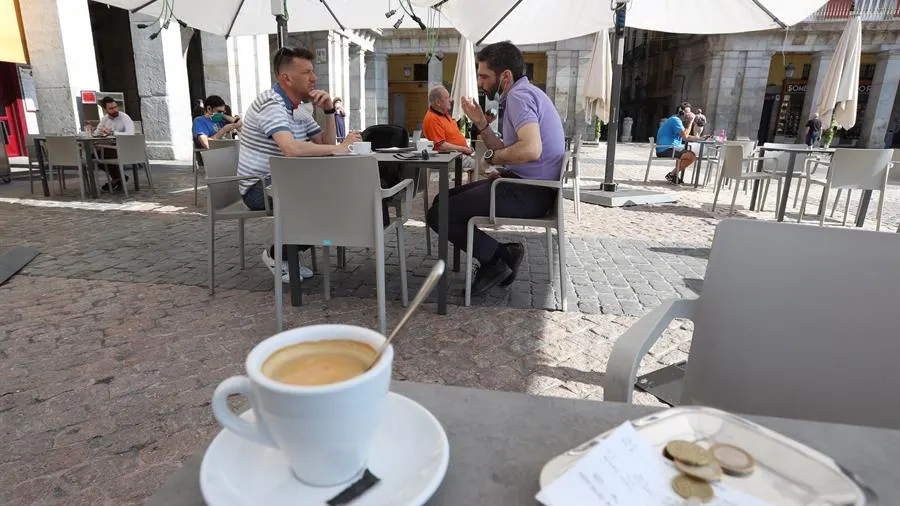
[[602, 1, 627, 192], [276, 15, 288, 47]]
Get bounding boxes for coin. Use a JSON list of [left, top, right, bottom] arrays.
[[710, 443, 756, 476], [665, 440, 712, 466], [675, 459, 723, 481], [671, 474, 714, 503]]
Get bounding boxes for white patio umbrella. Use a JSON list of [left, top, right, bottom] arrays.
[[449, 37, 478, 120], [416, 0, 830, 44], [583, 30, 613, 124], [815, 15, 862, 129], [93, 0, 441, 37]]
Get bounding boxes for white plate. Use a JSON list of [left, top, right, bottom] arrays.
[[331, 152, 363, 156], [200, 392, 449, 506], [539, 406, 865, 506]]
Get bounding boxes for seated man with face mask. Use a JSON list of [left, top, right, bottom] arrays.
[[192, 95, 240, 149]]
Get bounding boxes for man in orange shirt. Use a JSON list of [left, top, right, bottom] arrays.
[[422, 86, 476, 170]]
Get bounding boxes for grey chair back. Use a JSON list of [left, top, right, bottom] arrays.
[[683, 219, 900, 428], [828, 148, 893, 190], [201, 146, 242, 212], [269, 155, 383, 248], [45, 136, 81, 166], [112, 134, 148, 165], [209, 138, 240, 150]]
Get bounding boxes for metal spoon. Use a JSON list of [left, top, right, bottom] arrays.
[[368, 260, 445, 370]]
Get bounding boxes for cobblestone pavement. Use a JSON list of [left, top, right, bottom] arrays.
[[1, 144, 898, 505]]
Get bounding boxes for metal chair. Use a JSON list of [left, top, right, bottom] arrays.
[[24, 134, 44, 193], [606, 219, 900, 429], [711, 143, 778, 215], [44, 136, 88, 199], [464, 152, 571, 310], [203, 146, 270, 295], [270, 155, 414, 334], [99, 134, 153, 197], [643, 137, 679, 182], [564, 134, 582, 221], [798, 148, 894, 231]]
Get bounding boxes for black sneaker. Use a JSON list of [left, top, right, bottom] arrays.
[[665, 173, 678, 185], [499, 242, 524, 287], [470, 258, 513, 297]]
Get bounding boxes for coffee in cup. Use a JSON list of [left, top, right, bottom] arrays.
[[212, 325, 393, 487], [261, 339, 376, 386], [348, 141, 372, 154]]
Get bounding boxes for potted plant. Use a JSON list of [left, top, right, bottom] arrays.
[[821, 118, 838, 148]]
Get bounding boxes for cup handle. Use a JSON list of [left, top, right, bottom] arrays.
[[212, 376, 277, 448]]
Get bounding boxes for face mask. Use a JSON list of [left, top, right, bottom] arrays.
[[211, 112, 225, 123], [493, 74, 507, 102]]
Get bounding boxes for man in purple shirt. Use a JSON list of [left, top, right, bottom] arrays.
[[426, 41, 565, 297]]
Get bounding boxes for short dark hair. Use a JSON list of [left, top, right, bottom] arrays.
[[333, 97, 342, 105], [476, 41, 525, 80], [273, 46, 315, 74], [99, 96, 117, 108], [204, 95, 226, 109]]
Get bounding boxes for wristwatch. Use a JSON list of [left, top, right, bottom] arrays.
[[323, 107, 336, 115], [484, 149, 495, 164]]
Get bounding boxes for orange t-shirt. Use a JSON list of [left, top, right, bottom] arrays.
[[422, 108, 467, 149]]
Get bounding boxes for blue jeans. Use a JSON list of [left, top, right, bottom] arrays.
[[241, 181, 270, 211]]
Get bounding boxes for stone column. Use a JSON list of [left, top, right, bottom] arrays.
[[349, 47, 366, 131], [428, 54, 443, 91], [797, 51, 832, 143], [859, 50, 900, 148], [574, 49, 592, 137], [329, 32, 344, 98], [130, 13, 193, 160], [734, 50, 771, 140], [201, 32, 230, 100], [545, 50, 557, 103], [374, 52, 389, 125], [18, 0, 100, 134], [341, 37, 351, 105], [553, 50, 572, 134]]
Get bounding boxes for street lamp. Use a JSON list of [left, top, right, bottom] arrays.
[[785, 63, 796, 80]]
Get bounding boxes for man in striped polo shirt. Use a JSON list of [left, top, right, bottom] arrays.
[[238, 47, 361, 282]]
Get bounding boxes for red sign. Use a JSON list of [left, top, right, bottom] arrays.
[[80, 90, 97, 104]]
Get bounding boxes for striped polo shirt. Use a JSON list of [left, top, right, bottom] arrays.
[[237, 84, 322, 194]]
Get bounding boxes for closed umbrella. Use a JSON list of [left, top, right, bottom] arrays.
[[815, 15, 862, 129], [583, 30, 613, 124], [449, 37, 478, 120]]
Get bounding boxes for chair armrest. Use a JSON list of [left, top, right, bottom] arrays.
[[380, 178, 415, 216], [489, 177, 562, 222], [605, 298, 697, 403], [208, 175, 268, 212]]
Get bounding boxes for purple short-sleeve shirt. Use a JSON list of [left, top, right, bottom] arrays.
[[501, 77, 566, 180]]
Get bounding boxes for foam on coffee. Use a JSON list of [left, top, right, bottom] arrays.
[[261, 339, 376, 386]]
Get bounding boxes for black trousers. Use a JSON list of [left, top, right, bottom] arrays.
[[426, 176, 556, 265]]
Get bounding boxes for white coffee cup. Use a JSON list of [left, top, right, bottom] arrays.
[[348, 141, 372, 154], [416, 139, 434, 152], [211, 324, 393, 487]]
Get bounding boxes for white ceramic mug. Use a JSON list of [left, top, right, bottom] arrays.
[[416, 139, 434, 152], [212, 324, 393, 487], [348, 141, 372, 154]]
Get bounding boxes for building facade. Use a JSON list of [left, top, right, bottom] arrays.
[[620, 0, 900, 148]]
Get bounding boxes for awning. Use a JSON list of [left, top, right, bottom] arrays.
[[0, 0, 28, 64]]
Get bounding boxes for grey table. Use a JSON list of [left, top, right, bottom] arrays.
[[749, 146, 836, 222], [33, 135, 117, 198], [688, 139, 720, 188], [147, 381, 900, 506], [374, 152, 463, 316]]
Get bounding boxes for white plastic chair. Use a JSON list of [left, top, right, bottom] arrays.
[[798, 148, 893, 231], [44, 136, 87, 199], [203, 146, 270, 295], [270, 155, 413, 334], [564, 134, 582, 221], [711, 143, 778, 215], [755, 143, 816, 210], [606, 219, 900, 429], [643, 136, 678, 182], [100, 134, 153, 197], [464, 152, 571, 310]]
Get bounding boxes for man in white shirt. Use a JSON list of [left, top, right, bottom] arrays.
[[95, 96, 136, 191]]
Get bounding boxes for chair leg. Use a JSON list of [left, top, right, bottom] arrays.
[[644, 155, 652, 182], [760, 179, 770, 212], [876, 189, 885, 232], [77, 165, 86, 201], [208, 215, 215, 295], [28, 163, 34, 194], [322, 246, 331, 301], [238, 219, 245, 270], [775, 178, 782, 217], [793, 177, 802, 208], [798, 180, 812, 223], [194, 164, 200, 207], [143, 159, 154, 193], [557, 223, 568, 312], [465, 219, 475, 307], [573, 176, 581, 221], [712, 176, 723, 212], [423, 182, 431, 256], [842, 189, 852, 227], [818, 184, 831, 227], [729, 178, 740, 216], [310, 246, 318, 273], [375, 237, 387, 335], [546, 227, 553, 274], [397, 226, 409, 306], [120, 163, 129, 198], [831, 188, 842, 217]]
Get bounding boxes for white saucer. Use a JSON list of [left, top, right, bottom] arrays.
[[200, 392, 449, 506]]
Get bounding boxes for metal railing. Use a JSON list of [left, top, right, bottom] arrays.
[[804, 0, 899, 22]]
